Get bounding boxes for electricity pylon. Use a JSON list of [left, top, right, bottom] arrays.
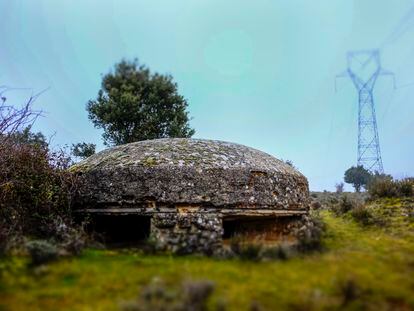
[[336, 49, 395, 174]]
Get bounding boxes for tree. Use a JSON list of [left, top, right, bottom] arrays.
[[86, 59, 195, 146], [71, 142, 96, 159], [344, 166, 372, 192], [8, 125, 48, 149]]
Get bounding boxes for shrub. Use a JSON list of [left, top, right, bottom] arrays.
[[367, 175, 414, 198], [350, 206, 374, 226], [310, 200, 322, 210], [182, 280, 215, 311], [229, 236, 262, 261], [398, 179, 414, 197], [261, 243, 292, 261], [337, 279, 363, 308], [367, 175, 398, 198], [26, 240, 58, 266], [120, 279, 216, 311], [0, 139, 81, 253], [296, 212, 326, 254], [332, 195, 361, 215]]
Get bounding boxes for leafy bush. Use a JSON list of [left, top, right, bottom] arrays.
[[367, 175, 398, 198], [329, 194, 387, 227], [331, 195, 361, 215], [26, 240, 58, 266], [0, 138, 81, 253], [295, 213, 326, 253], [397, 179, 414, 197], [350, 206, 374, 226], [368, 175, 414, 198]]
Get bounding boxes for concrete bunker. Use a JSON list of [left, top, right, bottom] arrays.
[[72, 138, 310, 254]]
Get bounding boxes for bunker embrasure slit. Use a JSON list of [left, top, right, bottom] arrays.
[[223, 216, 300, 243], [89, 215, 151, 247]]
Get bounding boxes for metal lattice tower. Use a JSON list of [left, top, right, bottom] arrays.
[[337, 49, 395, 174]]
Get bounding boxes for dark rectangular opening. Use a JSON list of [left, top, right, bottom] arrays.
[[89, 214, 151, 247], [223, 216, 298, 242]]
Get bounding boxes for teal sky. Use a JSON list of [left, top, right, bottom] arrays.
[[1, 0, 414, 191]]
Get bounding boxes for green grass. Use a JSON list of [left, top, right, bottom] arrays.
[[1, 199, 414, 311]]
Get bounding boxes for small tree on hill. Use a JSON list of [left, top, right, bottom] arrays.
[[8, 125, 48, 149], [71, 142, 96, 159], [86, 59, 195, 146], [344, 165, 372, 192]]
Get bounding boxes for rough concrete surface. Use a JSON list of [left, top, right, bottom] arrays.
[[71, 138, 310, 254]]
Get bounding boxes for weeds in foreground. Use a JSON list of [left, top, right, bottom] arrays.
[[329, 194, 388, 227], [120, 279, 216, 311], [26, 240, 59, 267], [296, 213, 326, 253]]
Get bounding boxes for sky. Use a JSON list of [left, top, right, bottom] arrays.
[[1, 0, 414, 191]]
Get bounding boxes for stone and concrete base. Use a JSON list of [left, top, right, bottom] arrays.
[[81, 206, 309, 254]]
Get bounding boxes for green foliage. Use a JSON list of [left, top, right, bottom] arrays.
[[120, 279, 216, 311], [368, 174, 414, 198], [71, 142, 96, 159], [87, 59, 195, 146], [344, 165, 372, 192], [26, 240, 58, 266], [295, 212, 326, 253], [328, 194, 389, 227], [350, 205, 375, 226], [0, 139, 80, 253], [3, 203, 414, 310], [6, 125, 48, 149], [332, 195, 362, 215]]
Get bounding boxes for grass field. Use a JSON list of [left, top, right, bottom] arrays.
[[1, 198, 414, 311]]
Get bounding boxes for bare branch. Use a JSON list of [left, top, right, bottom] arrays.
[[0, 87, 46, 137]]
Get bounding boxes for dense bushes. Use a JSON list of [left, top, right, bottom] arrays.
[[331, 195, 363, 215], [26, 240, 59, 266], [296, 213, 326, 253], [0, 138, 82, 255], [330, 194, 388, 226], [367, 175, 414, 198]]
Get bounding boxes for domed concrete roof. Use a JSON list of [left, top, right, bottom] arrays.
[[72, 138, 309, 213]]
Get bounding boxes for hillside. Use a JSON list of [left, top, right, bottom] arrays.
[[1, 197, 414, 311]]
